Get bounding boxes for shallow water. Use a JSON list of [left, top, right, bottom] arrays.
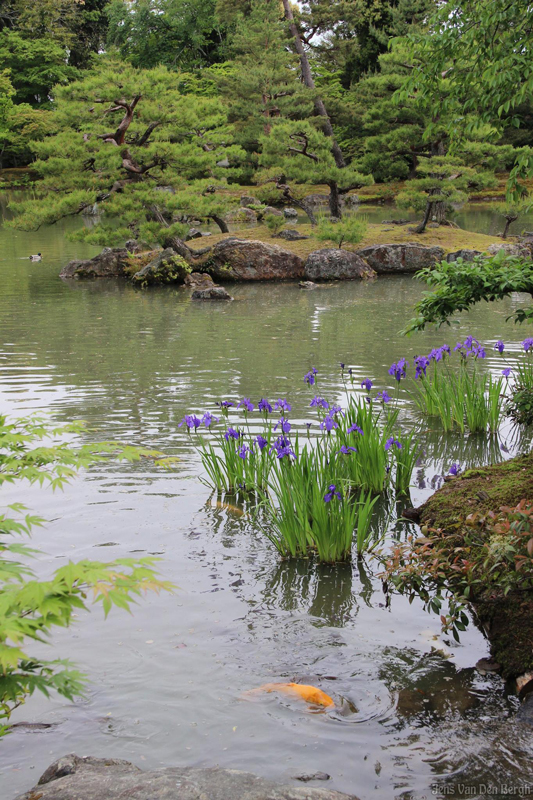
[[1, 210, 533, 800]]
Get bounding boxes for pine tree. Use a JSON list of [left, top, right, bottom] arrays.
[[8, 60, 245, 260], [396, 155, 495, 233], [258, 118, 372, 222], [219, 0, 313, 153]]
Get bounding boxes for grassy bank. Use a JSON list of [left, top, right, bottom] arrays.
[[418, 454, 533, 679], [188, 221, 503, 260]]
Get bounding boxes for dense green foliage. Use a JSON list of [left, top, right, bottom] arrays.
[[0, 415, 173, 733], [404, 252, 533, 333]]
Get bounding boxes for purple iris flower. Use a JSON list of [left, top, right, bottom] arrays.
[[179, 414, 202, 430], [270, 435, 295, 460], [217, 400, 234, 410], [238, 444, 250, 460], [376, 391, 391, 404], [258, 398, 272, 413], [473, 346, 486, 359], [255, 435, 268, 450], [238, 397, 255, 412], [329, 404, 343, 416], [388, 357, 409, 382], [494, 340, 505, 354], [340, 362, 345, 369], [385, 437, 402, 451], [449, 463, 460, 476], [502, 368, 512, 378], [201, 412, 219, 428], [414, 355, 430, 379], [310, 396, 329, 409], [361, 378, 373, 391], [338, 445, 357, 454], [274, 417, 291, 434], [320, 414, 339, 432], [347, 423, 364, 435], [304, 368, 318, 385], [274, 398, 292, 413], [224, 427, 241, 441], [523, 338, 533, 352], [324, 484, 342, 503]]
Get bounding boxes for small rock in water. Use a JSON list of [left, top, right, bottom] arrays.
[[293, 772, 331, 782], [401, 507, 420, 523], [475, 657, 501, 673], [192, 287, 233, 301], [299, 281, 318, 289]]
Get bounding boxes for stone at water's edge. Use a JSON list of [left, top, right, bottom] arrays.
[[192, 286, 233, 300], [305, 249, 376, 281], [207, 238, 305, 281], [13, 754, 361, 800], [59, 243, 142, 279], [131, 248, 190, 286], [446, 249, 483, 263], [355, 243, 445, 274], [184, 272, 216, 288]]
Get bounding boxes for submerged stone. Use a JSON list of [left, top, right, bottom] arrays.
[[192, 287, 233, 300], [13, 755, 360, 800]]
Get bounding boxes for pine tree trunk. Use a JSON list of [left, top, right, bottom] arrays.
[[433, 201, 447, 224], [328, 181, 342, 219], [210, 215, 229, 233], [414, 201, 434, 234], [281, 0, 346, 170]]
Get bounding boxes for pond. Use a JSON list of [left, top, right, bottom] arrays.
[[1, 209, 532, 800]]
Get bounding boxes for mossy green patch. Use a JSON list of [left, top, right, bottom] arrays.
[[188, 222, 502, 260], [420, 452, 533, 678]]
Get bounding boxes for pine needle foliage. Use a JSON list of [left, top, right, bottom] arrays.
[[7, 59, 246, 248]]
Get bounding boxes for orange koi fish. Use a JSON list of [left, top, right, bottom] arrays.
[[244, 682, 335, 708]]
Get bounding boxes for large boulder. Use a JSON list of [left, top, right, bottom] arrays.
[[225, 207, 257, 224], [207, 238, 304, 281], [355, 243, 445, 274], [284, 207, 299, 219], [260, 205, 283, 217], [59, 243, 142, 279], [446, 249, 483, 263], [13, 754, 360, 800], [240, 195, 260, 208], [130, 248, 191, 286], [305, 249, 375, 281], [487, 242, 533, 258], [184, 271, 216, 288]]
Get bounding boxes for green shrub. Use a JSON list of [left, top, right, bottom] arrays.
[[264, 213, 285, 235], [0, 415, 174, 734], [316, 215, 367, 248]]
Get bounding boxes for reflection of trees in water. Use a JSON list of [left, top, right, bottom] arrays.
[[261, 560, 359, 627], [411, 426, 532, 491], [378, 649, 483, 724]]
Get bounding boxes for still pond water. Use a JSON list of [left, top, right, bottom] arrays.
[[0, 207, 532, 800]]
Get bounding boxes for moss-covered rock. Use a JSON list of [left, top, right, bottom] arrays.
[[419, 453, 533, 678], [130, 249, 191, 287]]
